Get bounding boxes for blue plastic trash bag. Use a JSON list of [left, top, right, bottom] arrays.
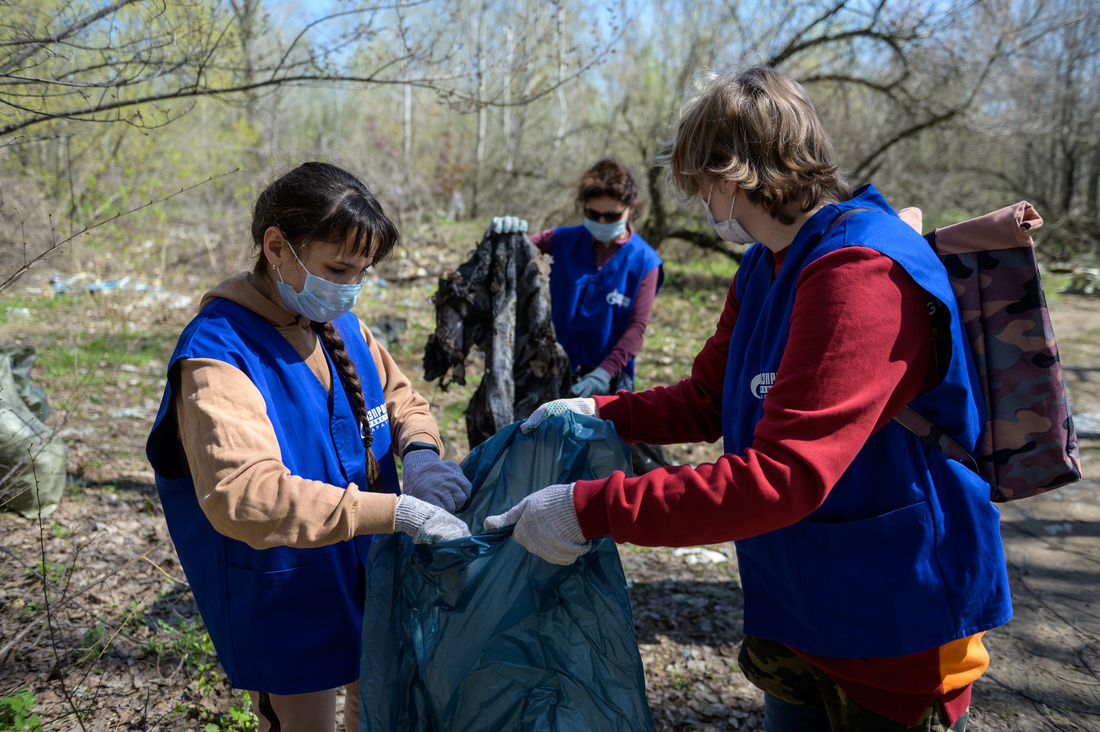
[[360, 413, 654, 732]]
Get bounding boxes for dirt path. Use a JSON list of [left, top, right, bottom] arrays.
[[967, 301, 1100, 732]]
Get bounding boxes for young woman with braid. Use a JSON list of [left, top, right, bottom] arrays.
[[147, 161, 471, 731]]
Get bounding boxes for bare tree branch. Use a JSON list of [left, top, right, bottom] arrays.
[[0, 0, 145, 77], [0, 0, 617, 139]]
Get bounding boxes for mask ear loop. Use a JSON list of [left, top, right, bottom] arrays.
[[705, 182, 738, 222], [272, 229, 307, 283]]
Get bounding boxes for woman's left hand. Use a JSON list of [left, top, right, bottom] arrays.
[[491, 216, 528, 234], [401, 449, 473, 513]]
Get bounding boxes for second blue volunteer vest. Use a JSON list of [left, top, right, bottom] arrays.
[[723, 185, 1011, 657], [146, 298, 399, 694], [549, 226, 664, 378]]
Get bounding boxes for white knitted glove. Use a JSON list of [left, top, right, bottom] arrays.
[[483, 483, 590, 565], [401, 449, 472, 513], [520, 398, 597, 434], [394, 495, 471, 544]]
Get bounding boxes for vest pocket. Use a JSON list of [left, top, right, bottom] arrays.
[[790, 501, 955, 656], [225, 554, 362, 693]]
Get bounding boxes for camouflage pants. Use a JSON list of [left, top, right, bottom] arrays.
[[738, 636, 968, 732]]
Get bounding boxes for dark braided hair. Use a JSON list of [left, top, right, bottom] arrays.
[[252, 162, 400, 492], [312, 321, 384, 490]]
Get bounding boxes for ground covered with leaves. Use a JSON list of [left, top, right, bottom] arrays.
[[1, 246, 1098, 731]]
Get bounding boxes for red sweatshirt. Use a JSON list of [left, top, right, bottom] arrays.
[[575, 246, 985, 725]]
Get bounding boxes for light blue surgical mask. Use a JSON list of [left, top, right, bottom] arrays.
[[583, 217, 628, 243], [275, 243, 364, 322]]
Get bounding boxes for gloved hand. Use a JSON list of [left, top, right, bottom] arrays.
[[483, 483, 590, 565], [570, 367, 612, 398], [401, 448, 472, 513], [520, 397, 597, 434], [394, 494, 471, 544], [491, 215, 528, 234]]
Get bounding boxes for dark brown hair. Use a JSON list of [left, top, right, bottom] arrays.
[[251, 161, 400, 491], [251, 161, 399, 272], [575, 158, 642, 219]]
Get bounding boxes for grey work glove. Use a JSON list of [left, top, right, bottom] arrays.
[[491, 215, 528, 234], [483, 483, 591, 565], [570, 367, 612, 398], [401, 448, 472, 513], [394, 494, 471, 544], [520, 397, 597, 434]]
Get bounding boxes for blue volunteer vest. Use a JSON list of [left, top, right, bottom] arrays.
[[549, 226, 664, 378], [724, 185, 1011, 658], [146, 298, 399, 694]]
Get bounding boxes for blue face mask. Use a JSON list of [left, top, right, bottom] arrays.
[[583, 217, 628, 243], [275, 243, 364, 322]]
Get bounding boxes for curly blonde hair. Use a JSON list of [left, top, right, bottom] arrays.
[[657, 66, 850, 225]]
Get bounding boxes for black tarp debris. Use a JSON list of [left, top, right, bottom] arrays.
[[424, 230, 571, 449], [424, 229, 674, 475]]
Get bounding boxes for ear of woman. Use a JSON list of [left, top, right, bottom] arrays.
[[263, 226, 289, 269]]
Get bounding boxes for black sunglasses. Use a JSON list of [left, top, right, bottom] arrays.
[[584, 207, 627, 223]]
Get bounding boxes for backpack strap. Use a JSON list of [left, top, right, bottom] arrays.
[[892, 405, 981, 474], [824, 205, 984, 476], [823, 206, 875, 235]]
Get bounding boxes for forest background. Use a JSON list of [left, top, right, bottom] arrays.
[[0, 0, 1099, 730]]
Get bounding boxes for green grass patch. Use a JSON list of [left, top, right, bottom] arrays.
[[29, 332, 175, 406], [636, 247, 737, 390], [39, 333, 169, 373]]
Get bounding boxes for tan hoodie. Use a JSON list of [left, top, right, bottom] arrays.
[[173, 272, 442, 549]]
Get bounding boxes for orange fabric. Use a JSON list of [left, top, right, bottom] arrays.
[[938, 632, 989, 690], [790, 632, 988, 726]]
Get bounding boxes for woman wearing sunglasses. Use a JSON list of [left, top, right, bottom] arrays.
[[496, 158, 664, 397]]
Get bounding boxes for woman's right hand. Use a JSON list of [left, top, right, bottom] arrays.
[[394, 495, 471, 544], [520, 397, 597, 434]]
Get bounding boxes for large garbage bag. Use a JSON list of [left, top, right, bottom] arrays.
[[0, 345, 66, 518], [360, 412, 654, 732]]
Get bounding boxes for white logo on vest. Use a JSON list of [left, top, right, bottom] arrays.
[[605, 290, 632, 308], [750, 372, 775, 399], [366, 404, 388, 431]]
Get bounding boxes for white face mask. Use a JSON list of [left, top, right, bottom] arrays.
[[705, 183, 756, 245], [275, 243, 364, 322]]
